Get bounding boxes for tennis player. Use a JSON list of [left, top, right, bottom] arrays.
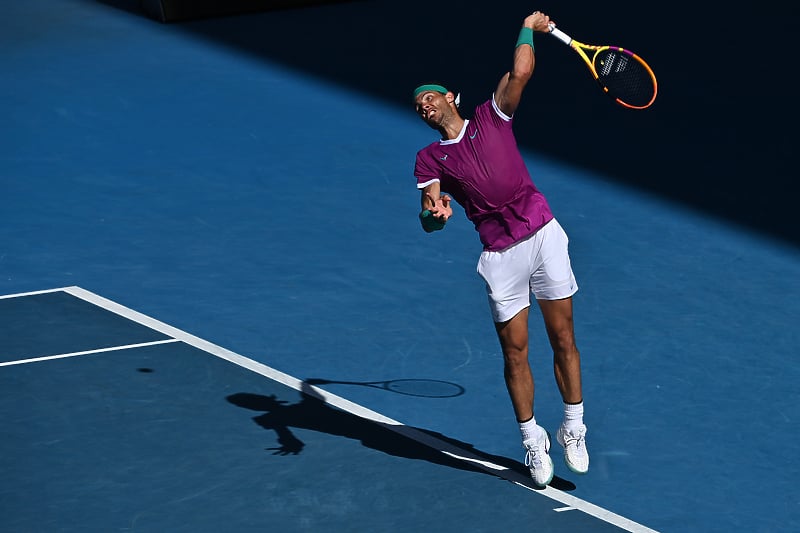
[[412, 10, 588, 487]]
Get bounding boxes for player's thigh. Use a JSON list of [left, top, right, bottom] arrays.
[[494, 306, 530, 356]]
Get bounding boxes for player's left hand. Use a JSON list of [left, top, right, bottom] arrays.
[[425, 192, 453, 221]]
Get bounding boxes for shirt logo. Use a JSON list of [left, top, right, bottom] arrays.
[[469, 128, 478, 139], [439, 154, 448, 161]]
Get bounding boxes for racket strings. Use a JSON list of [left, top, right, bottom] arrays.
[[594, 49, 656, 108]]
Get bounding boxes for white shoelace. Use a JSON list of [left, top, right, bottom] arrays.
[[525, 446, 542, 468], [563, 430, 586, 450]]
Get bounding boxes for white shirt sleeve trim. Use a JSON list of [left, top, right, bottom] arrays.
[[491, 93, 512, 121], [416, 178, 440, 189]]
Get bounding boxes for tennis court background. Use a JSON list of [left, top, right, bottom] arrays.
[[2, 1, 799, 531]]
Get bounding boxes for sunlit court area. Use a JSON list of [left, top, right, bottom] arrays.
[[2, 1, 798, 532]]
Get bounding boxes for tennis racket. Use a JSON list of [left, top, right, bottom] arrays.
[[548, 23, 657, 110]]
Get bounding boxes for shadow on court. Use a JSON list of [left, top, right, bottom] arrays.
[[227, 381, 577, 492], [91, 0, 797, 247]]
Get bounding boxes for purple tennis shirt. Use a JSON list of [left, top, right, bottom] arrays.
[[414, 97, 553, 251]]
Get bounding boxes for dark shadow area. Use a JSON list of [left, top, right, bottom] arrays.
[[93, 0, 798, 247], [95, 0, 146, 15], [227, 384, 576, 492], [135, 0, 357, 22]]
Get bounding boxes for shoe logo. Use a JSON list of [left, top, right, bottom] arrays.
[[439, 154, 448, 161], [469, 129, 478, 139]]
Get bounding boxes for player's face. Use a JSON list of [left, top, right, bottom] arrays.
[[414, 91, 449, 128]]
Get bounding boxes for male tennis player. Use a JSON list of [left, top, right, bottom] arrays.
[[412, 10, 588, 487]]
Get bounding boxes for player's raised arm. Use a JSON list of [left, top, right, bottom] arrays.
[[494, 11, 552, 117]]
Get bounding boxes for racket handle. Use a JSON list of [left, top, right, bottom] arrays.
[[548, 23, 572, 46]]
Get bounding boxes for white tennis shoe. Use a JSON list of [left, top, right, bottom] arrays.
[[523, 429, 554, 487], [556, 424, 589, 474]]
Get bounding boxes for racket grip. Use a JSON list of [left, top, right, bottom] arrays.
[[548, 24, 572, 46]]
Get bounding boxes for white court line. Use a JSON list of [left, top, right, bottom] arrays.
[[48, 286, 657, 533], [0, 339, 181, 367], [0, 286, 75, 300]]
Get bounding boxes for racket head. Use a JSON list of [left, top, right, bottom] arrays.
[[587, 45, 658, 109], [382, 379, 465, 398]]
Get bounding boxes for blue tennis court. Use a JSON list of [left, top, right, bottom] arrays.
[[2, 1, 798, 532], [1, 287, 642, 531]]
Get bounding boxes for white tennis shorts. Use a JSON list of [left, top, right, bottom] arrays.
[[477, 218, 578, 323]]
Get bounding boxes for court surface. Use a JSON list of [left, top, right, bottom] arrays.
[[2, 1, 799, 532], [2, 286, 642, 532]]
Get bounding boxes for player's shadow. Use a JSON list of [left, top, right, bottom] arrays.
[[226, 380, 576, 491]]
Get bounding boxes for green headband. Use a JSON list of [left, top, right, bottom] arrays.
[[413, 84, 449, 98]]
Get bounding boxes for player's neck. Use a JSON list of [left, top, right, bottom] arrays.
[[439, 116, 465, 141]]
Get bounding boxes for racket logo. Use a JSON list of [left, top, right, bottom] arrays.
[[599, 53, 624, 76]]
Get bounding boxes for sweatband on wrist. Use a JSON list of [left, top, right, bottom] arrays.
[[420, 209, 446, 231], [516, 27, 534, 50]]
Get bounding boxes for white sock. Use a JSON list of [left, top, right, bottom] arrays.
[[563, 401, 585, 433], [519, 416, 543, 442]]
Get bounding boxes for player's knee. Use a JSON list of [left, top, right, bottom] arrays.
[[550, 328, 578, 356], [502, 341, 528, 362], [503, 349, 530, 376]]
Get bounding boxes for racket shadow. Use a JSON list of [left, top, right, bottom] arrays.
[[304, 377, 466, 398], [226, 382, 576, 492]]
